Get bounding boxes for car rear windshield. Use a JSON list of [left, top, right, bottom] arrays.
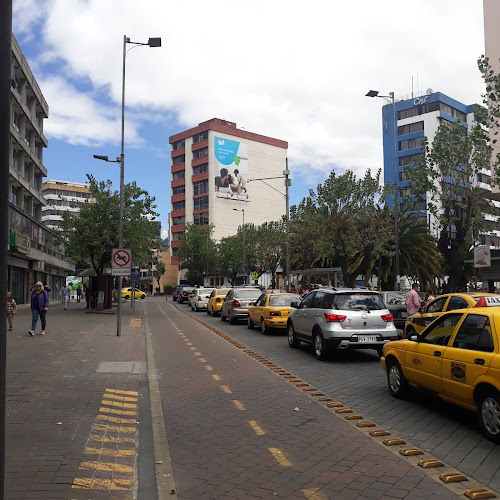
[[200, 289, 215, 296], [235, 289, 262, 298], [334, 293, 385, 310], [269, 294, 301, 306], [384, 292, 406, 305]]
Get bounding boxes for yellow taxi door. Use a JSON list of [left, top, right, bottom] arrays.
[[404, 313, 463, 392], [441, 313, 497, 407], [408, 296, 450, 334]]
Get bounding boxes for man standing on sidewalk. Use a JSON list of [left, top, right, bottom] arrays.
[[60, 283, 70, 310], [405, 283, 421, 317]]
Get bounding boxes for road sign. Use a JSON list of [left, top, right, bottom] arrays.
[[112, 248, 131, 268], [129, 268, 140, 284], [112, 268, 130, 276]]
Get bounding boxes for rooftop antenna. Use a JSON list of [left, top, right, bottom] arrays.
[[412, 76, 414, 98]]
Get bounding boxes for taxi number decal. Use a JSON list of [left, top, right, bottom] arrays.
[[451, 362, 466, 382]]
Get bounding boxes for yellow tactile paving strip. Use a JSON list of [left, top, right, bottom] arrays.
[[172, 302, 500, 500], [71, 388, 138, 497]]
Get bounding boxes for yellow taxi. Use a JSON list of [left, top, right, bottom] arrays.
[[247, 292, 301, 334], [207, 288, 231, 317], [405, 292, 500, 337], [381, 302, 500, 443], [122, 287, 146, 299]]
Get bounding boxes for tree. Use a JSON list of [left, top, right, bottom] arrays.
[[154, 259, 166, 282], [217, 235, 242, 285], [59, 175, 160, 277], [403, 108, 495, 292]]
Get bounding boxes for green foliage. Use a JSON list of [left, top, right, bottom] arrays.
[[154, 259, 166, 281], [59, 175, 160, 276], [217, 235, 242, 285]]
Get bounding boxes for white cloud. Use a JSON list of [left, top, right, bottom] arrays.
[[14, 0, 487, 185]]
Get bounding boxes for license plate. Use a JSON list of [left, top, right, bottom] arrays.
[[358, 335, 377, 342], [401, 312, 408, 318]]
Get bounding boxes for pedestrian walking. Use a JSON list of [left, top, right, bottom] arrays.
[[60, 283, 70, 310], [84, 285, 90, 308], [405, 283, 421, 317], [76, 286, 82, 303], [6, 291, 17, 331], [29, 281, 49, 336]]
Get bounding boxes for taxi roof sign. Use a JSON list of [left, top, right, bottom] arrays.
[[475, 296, 500, 307]]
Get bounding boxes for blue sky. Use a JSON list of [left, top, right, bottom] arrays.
[[12, 0, 487, 238]]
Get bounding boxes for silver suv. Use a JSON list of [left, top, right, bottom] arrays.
[[287, 288, 399, 360]]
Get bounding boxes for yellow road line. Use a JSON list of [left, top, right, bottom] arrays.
[[212, 375, 221, 381], [221, 385, 232, 394], [102, 394, 138, 403], [79, 461, 134, 473], [302, 488, 328, 499], [99, 406, 137, 417], [130, 319, 141, 327], [194, 352, 202, 356], [205, 365, 213, 371], [186, 342, 193, 345], [249, 420, 265, 435], [72, 477, 132, 491], [84, 447, 135, 457], [189, 347, 196, 350], [95, 415, 137, 426], [233, 400, 245, 411], [269, 448, 292, 467], [101, 400, 137, 409], [89, 434, 135, 445], [199, 358, 207, 362], [105, 389, 138, 396]]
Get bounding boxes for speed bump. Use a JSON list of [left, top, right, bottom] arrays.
[[345, 415, 363, 420], [418, 459, 444, 468], [383, 438, 406, 446], [335, 408, 352, 414], [369, 430, 390, 437], [356, 421, 376, 428], [399, 448, 424, 456], [327, 402, 343, 408], [440, 472, 468, 483], [464, 488, 496, 499]]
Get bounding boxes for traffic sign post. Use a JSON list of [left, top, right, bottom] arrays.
[[112, 249, 132, 330]]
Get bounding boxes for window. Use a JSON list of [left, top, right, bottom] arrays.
[[173, 155, 185, 165], [398, 121, 424, 135], [334, 293, 384, 310], [172, 140, 185, 150], [420, 314, 462, 346], [193, 147, 208, 159], [193, 196, 208, 211], [13, 111, 20, 132], [300, 292, 315, 309], [399, 154, 421, 167], [193, 163, 208, 175], [399, 137, 423, 151], [477, 173, 491, 184], [193, 212, 209, 225], [193, 180, 208, 196], [440, 103, 466, 122], [258, 295, 266, 307], [312, 291, 333, 309], [172, 231, 183, 241], [425, 297, 448, 313], [446, 296, 469, 311], [10, 186, 17, 203], [398, 101, 440, 120], [12, 150, 19, 170], [173, 200, 185, 211], [172, 185, 185, 195], [172, 216, 185, 225], [193, 131, 208, 143], [172, 170, 185, 181], [452, 314, 494, 352]]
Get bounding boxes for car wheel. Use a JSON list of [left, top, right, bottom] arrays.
[[124, 296, 129, 300], [213, 311, 219, 317], [477, 387, 500, 443], [141, 295, 145, 299], [405, 325, 416, 339], [207, 308, 211, 315], [229, 315, 237, 325], [247, 317, 254, 329], [387, 359, 410, 398], [261, 318, 269, 335], [288, 323, 300, 348], [221, 312, 226, 322], [314, 331, 329, 361]]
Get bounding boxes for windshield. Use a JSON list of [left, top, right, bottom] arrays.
[[334, 293, 385, 311], [269, 294, 301, 307], [384, 292, 406, 306], [235, 289, 262, 298]]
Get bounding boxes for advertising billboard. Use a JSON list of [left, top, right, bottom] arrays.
[[214, 136, 248, 201]]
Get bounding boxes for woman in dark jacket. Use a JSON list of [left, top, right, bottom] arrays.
[[29, 281, 49, 336]]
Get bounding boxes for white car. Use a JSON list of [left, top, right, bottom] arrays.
[[191, 288, 216, 311]]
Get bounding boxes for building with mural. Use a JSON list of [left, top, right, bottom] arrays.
[[8, 35, 74, 304], [168, 118, 288, 282]]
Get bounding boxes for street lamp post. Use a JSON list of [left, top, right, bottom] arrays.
[[233, 208, 245, 283], [366, 90, 400, 291], [94, 35, 161, 337]]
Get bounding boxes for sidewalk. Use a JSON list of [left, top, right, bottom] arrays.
[[5, 300, 143, 499]]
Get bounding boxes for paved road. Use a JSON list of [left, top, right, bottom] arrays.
[[174, 298, 500, 492]]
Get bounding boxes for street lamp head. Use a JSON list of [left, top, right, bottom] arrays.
[[148, 37, 161, 47], [93, 154, 109, 161], [366, 90, 380, 98]]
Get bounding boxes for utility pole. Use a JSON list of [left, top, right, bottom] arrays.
[[284, 161, 291, 291]]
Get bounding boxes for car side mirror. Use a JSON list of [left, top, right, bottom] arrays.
[[410, 334, 418, 342], [290, 301, 299, 308]]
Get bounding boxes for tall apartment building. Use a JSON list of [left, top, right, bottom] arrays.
[[42, 179, 91, 229], [382, 91, 500, 248], [169, 118, 288, 272], [8, 35, 74, 304]]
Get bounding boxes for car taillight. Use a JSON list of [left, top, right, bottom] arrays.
[[233, 300, 240, 307], [269, 311, 281, 316], [216, 297, 221, 302], [381, 314, 394, 322], [324, 313, 346, 322], [198, 296, 202, 301]]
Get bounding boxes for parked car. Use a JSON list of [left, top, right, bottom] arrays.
[[191, 288, 216, 311], [122, 287, 146, 300], [178, 287, 195, 304], [287, 288, 398, 360], [187, 289, 197, 307], [248, 293, 301, 334], [405, 292, 500, 337], [382, 305, 500, 443], [379, 291, 407, 332], [173, 284, 190, 302], [207, 288, 231, 316], [221, 287, 262, 324]]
